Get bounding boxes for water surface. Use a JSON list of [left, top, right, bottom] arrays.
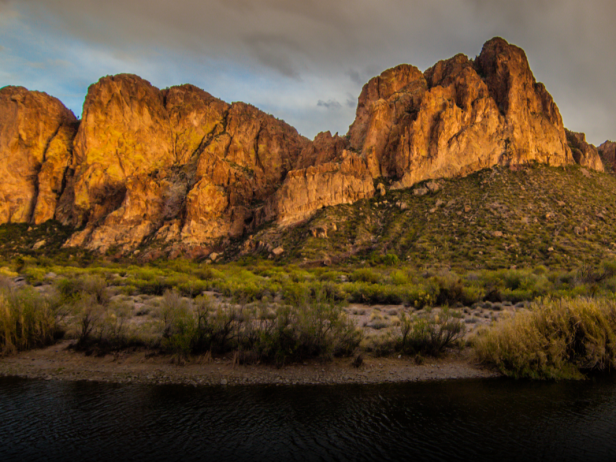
[[1, 376, 616, 461]]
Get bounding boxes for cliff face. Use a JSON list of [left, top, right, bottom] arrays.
[[54, 75, 308, 253], [599, 141, 616, 172], [566, 129, 605, 172], [0, 38, 607, 257], [0, 87, 78, 225], [345, 38, 575, 191]]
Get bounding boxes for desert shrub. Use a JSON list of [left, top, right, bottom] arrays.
[[403, 286, 435, 309], [372, 253, 400, 266], [156, 288, 361, 365], [474, 297, 616, 380], [400, 309, 465, 356], [282, 282, 310, 305], [317, 271, 343, 282], [57, 274, 110, 305], [254, 301, 362, 364], [350, 268, 381, 284], [73, 295, 107, 349], [361, 331, 399, 356], [133, 277, 174, 296], [0, 287, 62, 355], [432, 272, 466, 305], [100, 302, 133, 349], [390, 270, 409, 286], [601, 260, 616, 279], [176, 279, 210, 298]]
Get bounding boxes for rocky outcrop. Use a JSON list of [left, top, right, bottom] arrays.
[[179, 102, 309, 245], [56, 75, 308, 252], [0, 37, 605, 256], [345, 38, 576, 192], [273, 150, 375, 225], [0, 86, 77, 225], [599, 141, 616, 172], [566, 130, 605, 172]]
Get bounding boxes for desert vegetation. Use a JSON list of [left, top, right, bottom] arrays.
[[4, 256, 616, 379], [474, 297, 616, 380]]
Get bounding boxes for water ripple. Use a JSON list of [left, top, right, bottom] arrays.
[[2, 377, 616, 461]]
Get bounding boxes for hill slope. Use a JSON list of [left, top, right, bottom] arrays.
[[246, 164, 616, 271]]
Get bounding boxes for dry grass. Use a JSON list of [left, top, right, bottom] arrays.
[[0, 287, 62, 356], [473, 297, 616, 379]]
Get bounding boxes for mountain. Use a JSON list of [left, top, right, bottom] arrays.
[[0, 37, 609, 260]]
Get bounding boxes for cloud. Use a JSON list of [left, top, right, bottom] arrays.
[[0, 45, 5, 53], [243, 35, 304, 79], [317, 99, 342, 110], [1, 0, 615, 142]]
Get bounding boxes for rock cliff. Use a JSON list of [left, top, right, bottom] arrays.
[[565, 129, 605, 172], [0, 86, 78, 225], [0, 38, 608, 257], [56, 75, 308, 252], [599, 141, 616, 172], [346, 38, 575, 191]]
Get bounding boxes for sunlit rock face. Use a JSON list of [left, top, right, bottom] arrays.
[[0, 86, 78, 225], [345, 38, 576, 192], [0, 38, 604, 256], [54, 74, 308, 252]]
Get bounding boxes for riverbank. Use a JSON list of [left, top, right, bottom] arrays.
[[0, 341, 497, 386]]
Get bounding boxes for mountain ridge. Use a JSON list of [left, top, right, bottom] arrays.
[[0, 37, 610, 260]]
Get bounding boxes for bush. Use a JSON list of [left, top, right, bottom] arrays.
[[474, 297, 616, 380], [0, 287, 62, 355], [350, 268, 381, 284], [254, 301, 362, 364], [400, 309, 465, 356], [57, 274, 109, 305], [73, 295, 107, 349], [157, 289, 362, 365]]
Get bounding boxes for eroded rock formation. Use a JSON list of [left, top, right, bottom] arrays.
[[0, 87, 78, 225], [56, 75, 308, 252], [599, 141, 616, 172], [346, 38, 575, 191], [0, 37, 607, 256], [565, 130, 605, 172]]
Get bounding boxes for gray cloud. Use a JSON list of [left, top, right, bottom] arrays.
[[317, 99, 342, 110], [1, 0, 615, 143]]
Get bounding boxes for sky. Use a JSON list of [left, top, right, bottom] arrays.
[[0, 0, 614, 144]]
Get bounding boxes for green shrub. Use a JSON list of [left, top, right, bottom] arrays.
[[57, 274, 110, 305], [350, 268, 381, 284], [400, 309, 465, 356], [254, 301, 362, 365]]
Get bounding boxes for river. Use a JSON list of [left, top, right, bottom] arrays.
[[1, 376, 616, 461]]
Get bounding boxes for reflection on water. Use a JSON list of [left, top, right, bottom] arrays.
[[1, 375, 616, 461]]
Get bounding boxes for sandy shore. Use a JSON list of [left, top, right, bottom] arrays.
[[0, 341, 498, 386]]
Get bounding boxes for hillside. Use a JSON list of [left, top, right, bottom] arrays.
[[0, 163, 614, 273], [196, 164, 616, 270]]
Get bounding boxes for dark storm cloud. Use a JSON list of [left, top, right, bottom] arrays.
[[1, 0, 615, 142]]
